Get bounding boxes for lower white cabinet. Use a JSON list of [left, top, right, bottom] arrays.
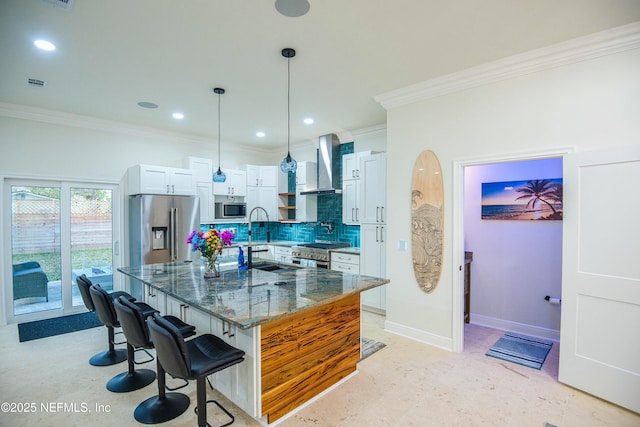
[[252, 244, 274, 261], [209, 317, 259, 417], [274, 246, 293, 264], [359, 225, 387, 314], [143, 284, 165, 313], [330, 252, 360, 274], [165, 295, 211, 334]]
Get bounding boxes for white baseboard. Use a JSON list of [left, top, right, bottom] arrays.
[[384, 319, 453, 351], [471, 313, 560, 342]]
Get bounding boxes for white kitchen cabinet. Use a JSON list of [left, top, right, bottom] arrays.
[[359, 224, 386, 313], [359, 153, 387, 224], [342, 151, 372, 181], [247, 165, 277, 221], [209, 317, 258, 417], [274, 246, 293, 264], [127, 164, 195, 196], [247, 185, 277, 221], [342, 152, 374, 225], [246, 165, 277, 187], [251, 244, 274, 261], [342, 179, 359, 224], [165, 295, 212, 335], [186, 156, 212, 182], [143, 284, 165, 313], [214, 169, 247, 197], [295, 161, 317, 190], [185, 157, 215, 223], [330, 252, 360, 274], [195, 181, 214, 223]]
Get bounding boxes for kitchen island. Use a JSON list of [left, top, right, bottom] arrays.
[[118, 260, 389, 425]]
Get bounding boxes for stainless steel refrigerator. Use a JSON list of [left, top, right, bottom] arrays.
[[128, 194, 200, 266]]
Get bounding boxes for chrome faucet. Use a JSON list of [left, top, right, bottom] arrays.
[[247, 206, 270, 269]]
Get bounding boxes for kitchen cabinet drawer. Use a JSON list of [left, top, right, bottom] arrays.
[[331, 252, 360, 274], [274, 246, 293, 264]]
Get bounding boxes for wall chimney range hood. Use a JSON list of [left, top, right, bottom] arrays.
[[300, 134, 342, 195]]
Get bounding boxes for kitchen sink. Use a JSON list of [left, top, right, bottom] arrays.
[[253, 262, 301, 273]]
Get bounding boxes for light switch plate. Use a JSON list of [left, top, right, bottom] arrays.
[[397, 239, 408, 251]]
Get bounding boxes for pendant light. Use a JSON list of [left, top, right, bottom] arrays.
[[212, 87, 227, 183], [280, 48, 298, 174]]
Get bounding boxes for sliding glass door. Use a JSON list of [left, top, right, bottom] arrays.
[[5, 179, 118, 323]]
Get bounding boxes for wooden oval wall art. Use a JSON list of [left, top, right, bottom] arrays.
[[411, 150, 444, 293]]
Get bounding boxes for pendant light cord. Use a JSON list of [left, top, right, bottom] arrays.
[[217, 91, 222, 168], [287, 54, 291, 156]]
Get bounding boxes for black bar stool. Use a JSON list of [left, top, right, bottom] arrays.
[[113, 296, 197, 424], [147, 313, 245, 427], [89, 284, 157, 392], [77, 274, 134, 366]]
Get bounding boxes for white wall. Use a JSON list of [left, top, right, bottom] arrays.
[[383, 42, 640, 350], [464, 158, 563, 339]]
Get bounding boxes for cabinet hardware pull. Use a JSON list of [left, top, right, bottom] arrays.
[[380, 226, 384, 243], [376, 226, 379, 242], [376, 206, 380, 222], [166, 184, 170, 193], [381, 206, 384, 222]]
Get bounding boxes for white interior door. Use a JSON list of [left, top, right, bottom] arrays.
[[559, 145, 640, 413]]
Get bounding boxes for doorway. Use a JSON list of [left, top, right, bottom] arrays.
[[452, 148, 570, 354], [4, 179, 119, 324]]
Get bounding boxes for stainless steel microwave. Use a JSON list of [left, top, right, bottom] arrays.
[[214, 202, 246, 219]]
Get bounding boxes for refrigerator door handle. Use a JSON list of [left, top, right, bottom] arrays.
[[170, 207, 177, 261]]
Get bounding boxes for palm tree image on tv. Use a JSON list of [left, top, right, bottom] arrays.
[[481, 178, 563, 220]]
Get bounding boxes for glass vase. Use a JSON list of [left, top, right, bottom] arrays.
[[203, 255, 219, 278]]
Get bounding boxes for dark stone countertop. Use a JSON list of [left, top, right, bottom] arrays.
[[118, 260, 388, 329]]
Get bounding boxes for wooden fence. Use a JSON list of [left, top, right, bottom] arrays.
[[12, 199, 112, 254]]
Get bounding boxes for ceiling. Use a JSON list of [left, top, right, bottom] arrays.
[[1, 0, 639, 149]]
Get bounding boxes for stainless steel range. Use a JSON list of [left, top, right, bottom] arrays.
[[291, 241, 351, 269]]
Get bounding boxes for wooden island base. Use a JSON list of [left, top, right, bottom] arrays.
[[261, 293, 361, 423]]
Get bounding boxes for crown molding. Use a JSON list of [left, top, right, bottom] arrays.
[[0, 102, 281, 153], [0, 102, 212, 143], [375, 21, 640, 110]]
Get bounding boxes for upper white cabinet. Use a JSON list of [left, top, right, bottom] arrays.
[[342, 151, 373, 225], [295, 161, 317, 190], [185, 157, 214, 223], [127, 164, 195, 196], [187, 156, 212, 182], [359, 153, 387, 224], [246, 165, 277, 187], [247, 165, 278, 221], [342, 151, 371, 181], [214, 169, 247, 197]]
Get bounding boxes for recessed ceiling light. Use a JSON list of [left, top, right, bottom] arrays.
[[256, 131, 265, 138], [172, 112, 184, 120], [303, 118, 314, 125], [34, 39, 56, 51], [275, 0, 310, 17], [137, 101, 158, 109]]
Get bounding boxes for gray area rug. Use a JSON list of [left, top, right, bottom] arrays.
[[486, 332, 552, 370], [361, 336, 386, 360]]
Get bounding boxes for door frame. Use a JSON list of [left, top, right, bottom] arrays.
[[1, 175, 121, 325], [451, 146, 573, 352]]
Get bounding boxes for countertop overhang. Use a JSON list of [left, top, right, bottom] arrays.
[[118, 260, 388, 329]]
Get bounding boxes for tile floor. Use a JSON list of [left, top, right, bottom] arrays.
[[0, 311, 637, 427]]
